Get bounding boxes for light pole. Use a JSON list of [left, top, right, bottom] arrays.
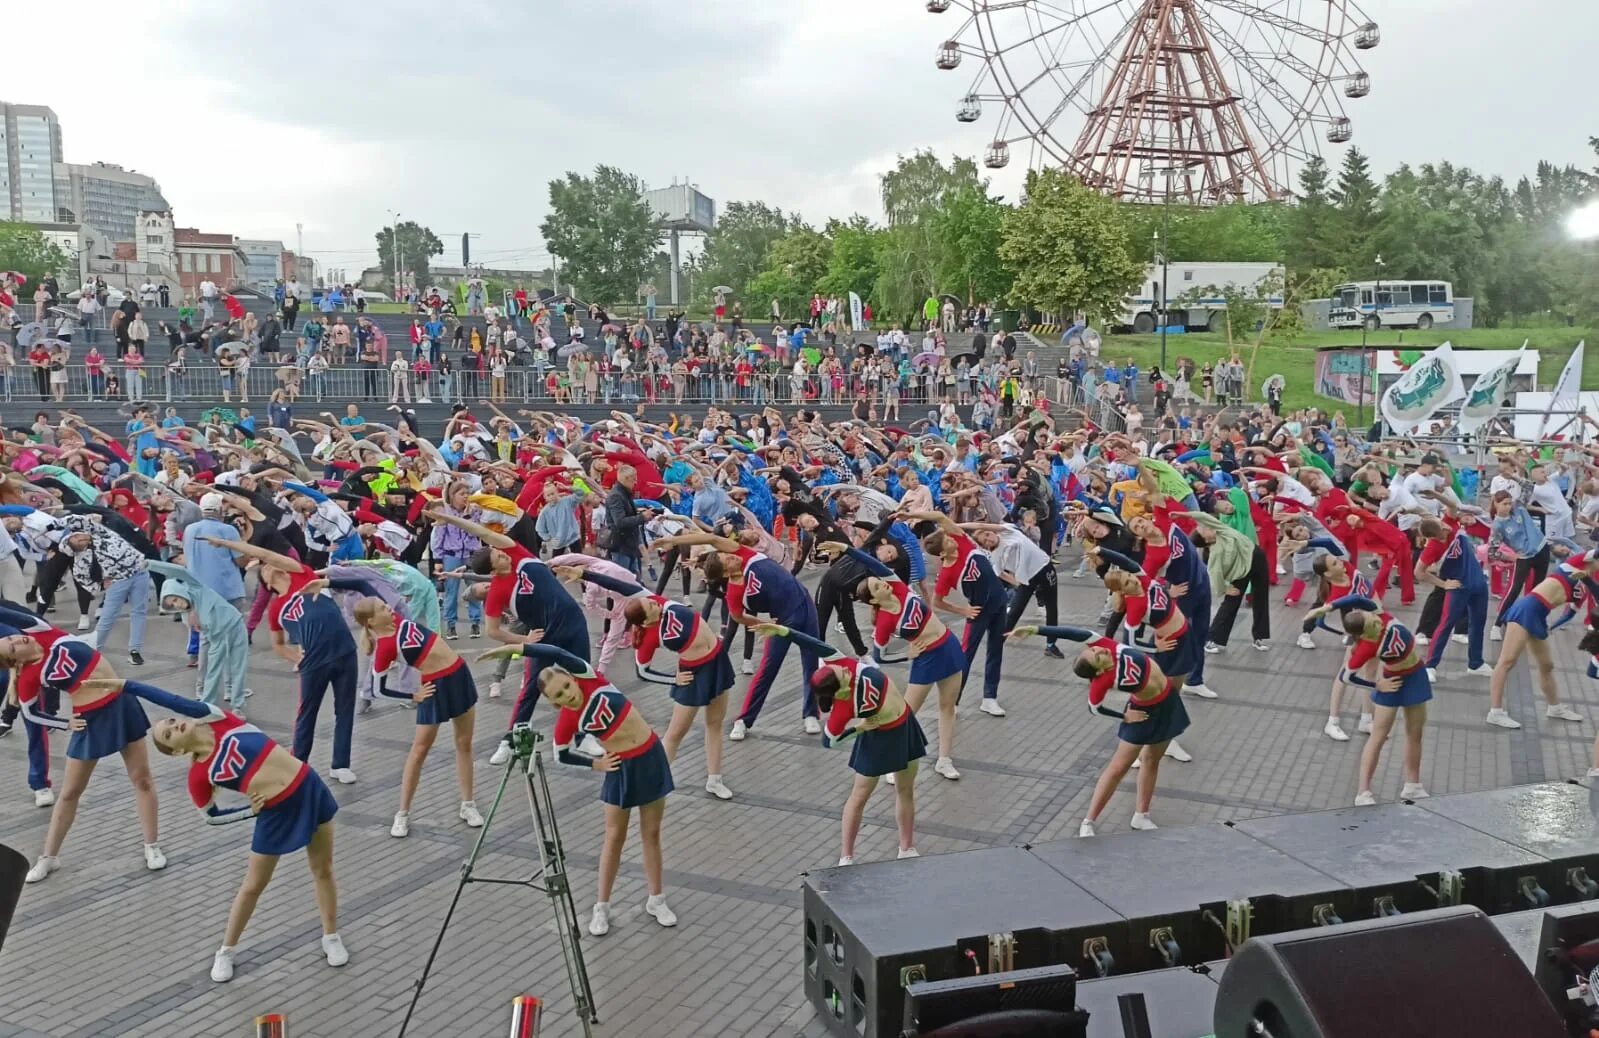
[[387, 210, 403, 298], [1139, 165, 1181, 371]]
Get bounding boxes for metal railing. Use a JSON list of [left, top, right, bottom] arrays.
[[0, 363, 1022, 409]]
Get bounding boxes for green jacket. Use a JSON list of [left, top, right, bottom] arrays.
[[1182, 511, 1254, 587]]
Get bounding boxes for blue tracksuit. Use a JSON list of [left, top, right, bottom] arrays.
[[1424, 532, 1488, 671], [732, 551, 820, 725]]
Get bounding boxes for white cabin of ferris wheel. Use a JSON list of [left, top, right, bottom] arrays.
[[931, 0, 1379, 206]]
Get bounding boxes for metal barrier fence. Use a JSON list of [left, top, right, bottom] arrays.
[[1, 363, 1008, 409]]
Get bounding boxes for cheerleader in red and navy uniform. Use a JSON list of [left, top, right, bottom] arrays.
[[1008, 624, 1188, 836], [477, 642, 676, 938], [1580, 626, 1599, 777], [1330, 605, 1432, 805], [121, 680, 347, 983], [1089, 547, 1197, 765], [751, 622, 924, 866], [351, 599, 482, 838], [0, 606, 165, 883], [902, 509, 1011, 717], [1300, 558, 1383, 741], [827, 542, 966, 781], [551, 564, 736, 801], [1487, 552, 1599, 730]]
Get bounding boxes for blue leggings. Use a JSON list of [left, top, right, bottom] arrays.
[[293, 660, 356, 770], [736, 610, 821, 727], [959, 599, 1009, 701]]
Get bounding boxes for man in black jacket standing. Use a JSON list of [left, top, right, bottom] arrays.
[[604, 465, 653, 577]]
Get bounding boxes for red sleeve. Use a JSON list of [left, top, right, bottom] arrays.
[[1122, 591, 1148, 628], [935, 563, 958, 598], [484, 577, 512, 619], [634, 622, 661, 667], [187, 762, 214, 809], [14, 666, 38, 705], [329, 460, 358, 472], [1346, 637, 1378, 671], [266, 595, 284, 633], [504, 544, 532, 564], [1087, 670, 1114, 707], [352, 505, 386, 526], [1418, 540, 1446, 567], [872, 608, 896, 648], [552, 706, 580, 747], [371, 635, 398, 674], [1142, 542, 1172, 577], [732, 545, 757, 565], [824, 690, 854, 739], [100, 440, 132, 463], [728, 580, 750, 618]]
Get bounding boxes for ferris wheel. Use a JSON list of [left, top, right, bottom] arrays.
[[924, 0, 1380, 204]]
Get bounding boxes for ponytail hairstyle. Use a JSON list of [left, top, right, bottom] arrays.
[[351, 596, 387, 656]]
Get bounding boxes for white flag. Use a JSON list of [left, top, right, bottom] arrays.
[[1456, 344, 1525, 435], [1380, 341, 1465, 434], [1539, 340, 1584, 438], [848, 291, 864, 331]]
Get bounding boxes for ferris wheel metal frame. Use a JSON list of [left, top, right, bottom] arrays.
[[924, 0, 1380, 204]]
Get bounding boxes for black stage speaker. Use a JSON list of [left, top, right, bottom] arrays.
[[0, 842, 28, 952], [1213, 905, 1564, 1038], [902, 964, 1084, 1036]]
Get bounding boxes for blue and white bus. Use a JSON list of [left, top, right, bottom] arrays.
[[1329, 280, 1454, 331]]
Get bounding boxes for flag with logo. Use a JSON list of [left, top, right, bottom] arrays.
[[1380, 341, 1465, 434], [1456, 344, 1525, 434], [848, 292, 864, 331], [1539, 340, 1585, 437]]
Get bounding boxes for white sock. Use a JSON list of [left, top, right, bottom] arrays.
[[1328, 716, 1339, 724], [218, 944, 235, 954]]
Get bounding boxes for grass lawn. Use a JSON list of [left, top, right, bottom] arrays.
[[1090, 326, 1596, 414]]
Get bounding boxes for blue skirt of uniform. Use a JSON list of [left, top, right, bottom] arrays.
[[252, 772, 339, 856], [67, 693, 151, 760], [1154, 631, 1201, 682], [848, 714, 928, 777], [1504, 595, 1551, 640], [415, 665, 478, 726], [1370, 667, 1433, 710], [671, 650, 735, 708], [1117, 691, 1190, 746], [600, 738, 674, 809], [909, 635, 966, 686]]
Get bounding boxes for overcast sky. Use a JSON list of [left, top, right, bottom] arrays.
[[9, 0, 1595, 277]]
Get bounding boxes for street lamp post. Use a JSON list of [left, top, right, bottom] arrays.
[[1139, 166, 1181, 371], [387, 209, 403, 298]]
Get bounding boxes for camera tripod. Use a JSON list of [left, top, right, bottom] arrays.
[[399, 723, 599, 1037]]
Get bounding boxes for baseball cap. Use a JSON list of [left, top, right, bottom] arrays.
[[200, 492, 226, 514]]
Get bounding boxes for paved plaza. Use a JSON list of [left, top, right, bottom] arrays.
[[0, 568, 1591, 1038]]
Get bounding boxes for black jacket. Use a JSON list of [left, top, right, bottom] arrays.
[[604, 484, 646, 555]]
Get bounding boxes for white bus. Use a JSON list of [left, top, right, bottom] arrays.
[[1329, 280, 1454, 331], [1119, 261, 1282, 334]]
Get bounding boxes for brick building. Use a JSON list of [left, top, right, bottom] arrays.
[[173, 226, 248, 296]]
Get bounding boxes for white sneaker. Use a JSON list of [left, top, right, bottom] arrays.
[[488, 681, 502, 699], [329, 768, 357, 784], [488, 742, 513, 766], [33, 787, 55, 808], [1275, 564, 1286, 576], [390, 811, 410, 838], [1165, 741, 1193, 763], [740, 659, 755, 675], [321, 933, 349, 967], [645, 894, 677, 927], [1548, 704, 1584, 722], [1427, 668, 1438, 683], [1253, 640, 1270, 652], [803, 717, 822, 735], [836, 856, 854, 866], [729, 720, 748, 741], [210, 947, 236, 983], [979, 699, 1007, 717], [24, 855, 59, 883], [884, 771, 896, 786], [459, 801, 484, 827], [1464, 665, 1493, 677], [897, 847, 920, 859], [144, 844, 167, 871], [1183, 683, 1218, 699], [1451, 633, 1468, 645], [1297, 633, 1316, 650], [1354, 791, 1377, 807], [1324, 720, 1350, 742], [76, 615, 92, 632], [1415, 633, 1430, 646], [588, 903, 610, 936], [704, 777, 734, 801], [1078, 819, 1097, 838], [1130, 812, 1158, 831], [1485, 708, 1521, 729], [1357, 714, 1374, 734], [1588, 768, 1599, 779], [933, 757, 960, 780], [1203, 641, 1222, 655], [1490, 626, 1503, 642], [1400, 783, 1430, 800]]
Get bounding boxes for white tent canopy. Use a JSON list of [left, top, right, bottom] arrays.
[[1510, 391, 1599, 441]]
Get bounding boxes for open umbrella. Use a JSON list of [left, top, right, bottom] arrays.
[[948, 351, 977, 365], [557, 342, 587, 358], [1261, 373, 1286, 397], [15, 322, 46, 348], [712, 286, 733, 295], [912, 350, 940, 369], [744, 342, 768, 353], [215, 341, 249, 356]]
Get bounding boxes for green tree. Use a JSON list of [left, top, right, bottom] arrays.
[[539, 166, 663, 305], [999, 168, 1142, 324], [1329, 148, 1381, 275], [874, 152, 990, 317], [375, 221, 444, 292], [934, 187, 1011, 305], [816, 216, 882, 303], [747, 227, 833, 323], [0, 223, 72, 288], [1287, 156, 1340, 271], [696, 201, 800, 306]]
